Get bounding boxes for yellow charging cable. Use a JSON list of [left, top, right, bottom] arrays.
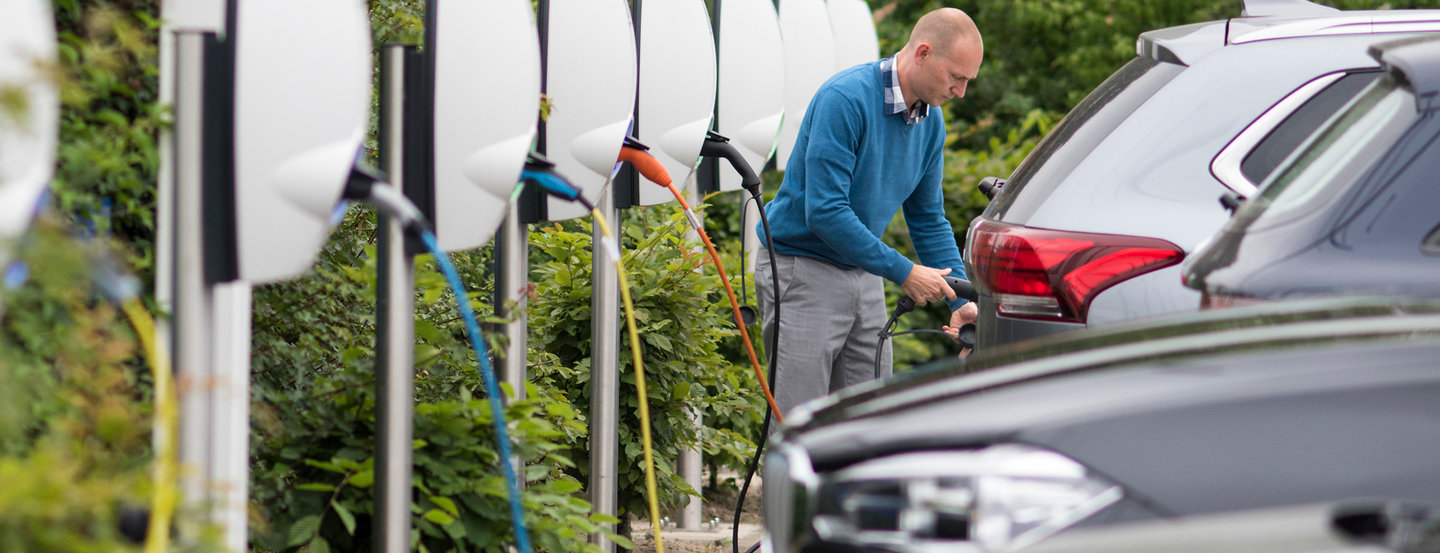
[[590, 208, 665, 553], [120, 298, 177, 553]]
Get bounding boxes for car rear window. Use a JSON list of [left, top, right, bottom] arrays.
[[986, 56, 1184, 220], [1249, 78, 1416, 231], [1240, 71, 1381, 185]]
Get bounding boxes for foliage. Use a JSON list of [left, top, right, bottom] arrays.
[[527, 205, 762, 525], [47, 1, 162, 283], [0, 220, 220, 552], [248, 209, 628, 553]]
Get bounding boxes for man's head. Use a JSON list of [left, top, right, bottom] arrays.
[[897, 8, 983, 108]]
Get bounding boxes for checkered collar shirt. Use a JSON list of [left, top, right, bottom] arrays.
[[880, 55, 929, 125]]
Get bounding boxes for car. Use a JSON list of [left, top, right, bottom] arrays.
[[962, 0, 1440, 349], [761, 296, 1440, 553], [1022, 499, 1440, 553], [1183, 34, 1440, 308]]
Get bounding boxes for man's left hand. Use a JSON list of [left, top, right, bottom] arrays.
[[942, 301, 979, 358]]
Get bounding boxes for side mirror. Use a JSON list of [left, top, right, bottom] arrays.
[[231, 0, 371, 283], [827, 0, 880, 71], [543, 0, 637, 221], [0, 0, 59, 270], [430, 0, 541, 251], [631, 0, 716, 206], [715, 0, 784, 192], [776, 0, 837, 171]]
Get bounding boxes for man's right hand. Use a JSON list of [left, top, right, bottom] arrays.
[[901, 264, 957, 306]]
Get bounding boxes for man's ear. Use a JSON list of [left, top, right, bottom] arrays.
[[914, 43, 931, 64]]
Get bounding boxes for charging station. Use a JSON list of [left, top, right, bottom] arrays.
[[828, 0, 881, 71], [541, 0, 637, 223], [711, 0, 785, 193], [630, 0, 717, 207], [162, 1, 372, 550], [0, 0, 59, 281], [372, 1, 542, 550], [630, 0, 719, 530], [776, 0, 837, 171], [534, 3, 636, 550]]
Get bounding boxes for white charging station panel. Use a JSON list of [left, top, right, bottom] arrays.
[[433, 0, 541, 251], [0, 0, 59, 264], [544, 0, 637, 221], [632, 0, 716, 206], [777, 0, 837, 172], [828, 0, 880, 72], [715, 0, 785, 192], [233, 0, 371, 283]]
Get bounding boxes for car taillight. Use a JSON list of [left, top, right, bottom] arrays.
[[967, 220, 1184, 323]]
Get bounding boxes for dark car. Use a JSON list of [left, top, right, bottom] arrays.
[[760, 297, 1440, 553], [1183, 34, 1440, 307], [962, 1, 1440, 349], [1022, 499, 1440, 553]]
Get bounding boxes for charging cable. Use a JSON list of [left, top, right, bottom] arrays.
[[616, 139, 783, 422], [521, 156, 668, 553], [875, 277, 980, 376], [352, 168, 533, 553]]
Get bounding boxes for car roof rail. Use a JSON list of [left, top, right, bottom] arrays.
[[1241, 0, 1339, 18]]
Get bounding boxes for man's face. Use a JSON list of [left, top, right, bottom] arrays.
[[914, 39, 982, 107]]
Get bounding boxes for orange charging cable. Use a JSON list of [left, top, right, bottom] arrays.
[[617, 146, 784, 424]]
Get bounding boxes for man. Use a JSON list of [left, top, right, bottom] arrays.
[[755, 7, 982, 415]]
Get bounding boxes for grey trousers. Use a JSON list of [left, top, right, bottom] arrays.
[[755, 248, 891, 417]]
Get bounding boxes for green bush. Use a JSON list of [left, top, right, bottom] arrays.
[[528, 205, 762, 529]]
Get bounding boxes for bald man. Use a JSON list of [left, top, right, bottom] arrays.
[[755, 8, 982, 416]]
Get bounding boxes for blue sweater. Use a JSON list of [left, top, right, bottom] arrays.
[[757, 60, 968, 308]]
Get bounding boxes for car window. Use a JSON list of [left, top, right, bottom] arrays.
[[1240, 71, 1381, 186], [1249, 79, 1416, 230], [987, 57, 1184, 219]]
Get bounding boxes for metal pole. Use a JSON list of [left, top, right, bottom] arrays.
[[171, 29, 215, 519], [211, 282, 252, 552], [374, 44, 416, 553], [675, 171, 704, 530], [590, 190, 620, 553], [497, 205, 528, 401]]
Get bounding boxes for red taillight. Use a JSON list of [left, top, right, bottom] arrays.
[[967, 220, 1185, 323]]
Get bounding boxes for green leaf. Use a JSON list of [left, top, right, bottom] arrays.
[[295, 483, 335, 492], [309, 535, 332, 553], [672, 380, 691, 401], [348, 469, 374, 489], [287, 514, 321, 547], [429, 495, 459, 516], [551, 478, 583, 494], [609, 533, 635, 549], [423, 509, 456, 526], [333, 501, 357, 536]]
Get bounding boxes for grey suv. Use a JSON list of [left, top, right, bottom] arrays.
[[964, 1, 1440, 348]]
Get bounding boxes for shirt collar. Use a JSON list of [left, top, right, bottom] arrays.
[[880, 55, 929, 125]]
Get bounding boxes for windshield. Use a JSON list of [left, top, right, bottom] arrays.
[[1247, 79, 1416, 231]]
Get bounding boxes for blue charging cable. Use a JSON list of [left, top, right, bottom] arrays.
[[418, 229, 533, 553]]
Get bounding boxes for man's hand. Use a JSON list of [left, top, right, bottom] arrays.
[[943, 301, 979, 359], [901, 264, 957, 306]]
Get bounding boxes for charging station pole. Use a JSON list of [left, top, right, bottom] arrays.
[[497, 208, 527, 401], [170, 30, 215, 512], [589, 186, 621, 553], [374, 44, 417, 553]]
